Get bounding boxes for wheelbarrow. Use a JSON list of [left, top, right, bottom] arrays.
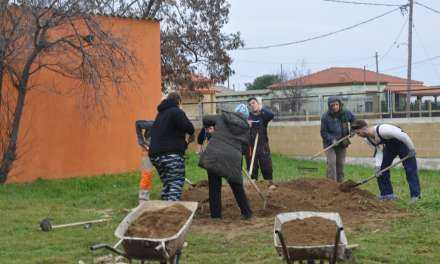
[[274, 211, 357, 264], [91, 200, 198, 264]]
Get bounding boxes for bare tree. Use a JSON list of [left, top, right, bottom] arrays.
[[271, 63, 311, 119], [107, 0, 243, 91], [0, 0, 136, 183]]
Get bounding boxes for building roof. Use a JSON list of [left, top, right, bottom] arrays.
[[269, 67, 423, 89], [384, 84, 440, 96], [216, 89, 271, 97]]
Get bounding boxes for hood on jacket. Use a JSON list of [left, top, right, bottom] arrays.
[[157, 98, 178, 112], [328, 96, 344, 113], [222, 111, 249, 135]]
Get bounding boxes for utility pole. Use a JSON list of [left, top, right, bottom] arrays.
[[375, 52, 381, 117], [406, 0, 414, 117], [280, 64, 284, 81]]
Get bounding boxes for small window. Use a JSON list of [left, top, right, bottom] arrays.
[[365, 101, 373, 112]]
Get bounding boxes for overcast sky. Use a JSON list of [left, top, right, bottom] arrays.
[[224, 0, 440, 90]]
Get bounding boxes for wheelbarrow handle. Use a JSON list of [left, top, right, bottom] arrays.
[[90, 243, 127, 258]]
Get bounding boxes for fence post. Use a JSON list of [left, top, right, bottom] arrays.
[[418, 100, 422, 117], [428, 101, 432, 117]]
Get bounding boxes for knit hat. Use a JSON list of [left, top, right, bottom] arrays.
[[234, 103, 249, 119]]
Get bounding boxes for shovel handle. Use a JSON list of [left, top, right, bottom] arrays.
[[356, 155, 411, 186], [53, 218, 110, 229], [242, 169, 266, 202], [248, 133, 259, 177], [312, 134, 352, 160]]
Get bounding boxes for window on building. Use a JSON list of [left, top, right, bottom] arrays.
[[365, 101, 373, 112]]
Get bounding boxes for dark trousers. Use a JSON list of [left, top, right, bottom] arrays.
[[207, 171, 252, 219], [378, 142, 421, 198], [246, 142, 273, 181]]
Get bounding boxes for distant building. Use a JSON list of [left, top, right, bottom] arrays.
[[215, 89, 272, 112], [269, 67, 440, 118]]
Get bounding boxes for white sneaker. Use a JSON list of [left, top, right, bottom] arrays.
[[410, 196, 421, 203]]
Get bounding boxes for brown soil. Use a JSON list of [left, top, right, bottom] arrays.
[[339, 180, 358, 192], [281, 217, 338, 246], [125, 204, 192, 238], [182, 178, 403, 233]]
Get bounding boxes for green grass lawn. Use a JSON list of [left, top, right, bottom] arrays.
[[1, 153, 439, 263]]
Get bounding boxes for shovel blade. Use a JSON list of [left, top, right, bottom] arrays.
[[339, 180, 359, 192]]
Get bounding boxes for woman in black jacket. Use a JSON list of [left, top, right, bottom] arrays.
[[149, 92, 195, 201], [198, 104, 253, 220]]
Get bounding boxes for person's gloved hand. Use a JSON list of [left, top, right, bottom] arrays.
[[408, 149, 416, 158], [375, 166, 382, 177], [332, 139, 338, 146]]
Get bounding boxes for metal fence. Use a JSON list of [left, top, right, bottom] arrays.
[[182, 89, 440, 122]]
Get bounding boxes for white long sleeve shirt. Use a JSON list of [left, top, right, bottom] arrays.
[[365, 124, 415, 166]]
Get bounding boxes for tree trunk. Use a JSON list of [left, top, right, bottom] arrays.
[[0, 88, 27, 183], [0, 47, 38, 184]]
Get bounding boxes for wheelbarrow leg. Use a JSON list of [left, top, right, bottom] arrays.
[[275, 230, 293, 264], [330, 227, 343, 264]]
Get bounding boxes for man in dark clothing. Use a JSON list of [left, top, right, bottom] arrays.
[[199, 103, 253, 220], [149, 92, 195, 201], [320, 96, 355, 182], [246, 97, 275, 187]]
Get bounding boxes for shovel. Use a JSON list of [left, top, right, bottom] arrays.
[[244, 133, 268, 209], [339, 155, 411, 192], [311, 134, 352, 160]]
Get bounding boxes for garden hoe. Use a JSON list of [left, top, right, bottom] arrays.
[[311, 134, 352, 160], [339, 155, 411, 192], [39, 218, 110, 232]]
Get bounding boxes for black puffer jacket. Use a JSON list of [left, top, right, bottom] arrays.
[[198, 111, 250, 184], [149, 99, 195, 157]]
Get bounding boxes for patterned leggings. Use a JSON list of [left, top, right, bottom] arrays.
[[150, 154, 185, 201]]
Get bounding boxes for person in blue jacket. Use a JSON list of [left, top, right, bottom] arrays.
[[320, 96, 355, 182]]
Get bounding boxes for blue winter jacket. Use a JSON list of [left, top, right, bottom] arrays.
[[320, 96, 355, 148]]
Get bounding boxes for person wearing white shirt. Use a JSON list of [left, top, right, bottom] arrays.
[[351, 119, 421, 202]]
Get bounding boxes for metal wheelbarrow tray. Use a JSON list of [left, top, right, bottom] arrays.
[[92, 200, 198, 263], [273, 211, 348, 263]]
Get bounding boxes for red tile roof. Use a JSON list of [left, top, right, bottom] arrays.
[[269, 67, 423, 89], [384, 84, 440, 96]]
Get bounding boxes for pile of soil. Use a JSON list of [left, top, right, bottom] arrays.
[[182, 178, 401, 229], [125, 204, 192, 238], [281, 217, 338, 246]]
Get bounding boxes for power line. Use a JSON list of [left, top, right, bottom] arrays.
[[413, 24, 440, 80], [415, 2, 440, 14], [323, 0, 404, 7], [236, 56, 374, 66], [240, 7, 404, 50], [380, 18, 408, 62], [383, 55, 440, 71]]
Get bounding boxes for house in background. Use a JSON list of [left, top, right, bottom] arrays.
[[269, 67, 440, 119], [215, 89, 272, 112]]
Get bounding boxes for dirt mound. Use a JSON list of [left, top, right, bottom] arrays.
[[282, 217, 338, 246], [125, 204, 192, 238], [182, 178, 400, 229]]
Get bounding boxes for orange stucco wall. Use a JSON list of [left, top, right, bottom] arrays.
[[7, 18, 161, 183]]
